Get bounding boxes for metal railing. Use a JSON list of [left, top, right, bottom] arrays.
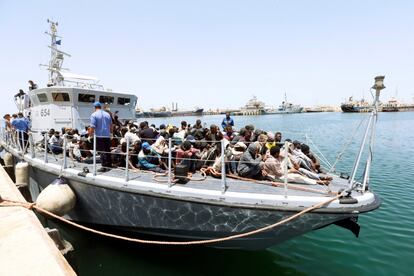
[[0, 127, 340, 196]]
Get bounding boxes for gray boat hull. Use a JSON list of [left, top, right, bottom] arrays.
[[29, 166, 356, 250]]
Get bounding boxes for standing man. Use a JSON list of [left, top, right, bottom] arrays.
[[11, 112, 30, 151], [89, 102, 112, 172], [221, 112, 234, 130], [3, 114, 12, 131]]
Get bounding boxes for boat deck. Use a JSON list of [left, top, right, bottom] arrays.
[[32, 150, 350, 198]]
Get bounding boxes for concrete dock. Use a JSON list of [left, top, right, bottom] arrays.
[[0, 166, 76, 276]]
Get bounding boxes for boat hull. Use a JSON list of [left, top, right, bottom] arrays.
[[171, 109, 204, 117], [263, 109, 303, 115], [340, 104, 372, 113], [29, 165, 361, 250]]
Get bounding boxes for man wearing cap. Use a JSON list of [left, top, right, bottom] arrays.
[[89, 101, 113, 172]]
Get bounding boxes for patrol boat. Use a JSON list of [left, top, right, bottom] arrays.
[[264, 93, 304, 114], [0, 21, 381, 250]]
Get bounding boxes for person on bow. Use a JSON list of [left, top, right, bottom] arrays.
[[221, 112, 234, 130]]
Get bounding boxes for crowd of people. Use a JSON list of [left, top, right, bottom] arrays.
[[2, 105, 332, 185]]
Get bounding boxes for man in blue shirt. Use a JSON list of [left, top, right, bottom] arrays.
[[221, 112, 234, 130], [89, 102, 113, 172], [11, 112, 30, 151]]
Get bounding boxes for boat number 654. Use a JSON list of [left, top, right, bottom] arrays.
[[40, 108, 50, 117]]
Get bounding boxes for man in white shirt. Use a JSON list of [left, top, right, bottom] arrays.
[[49, 131, 63, 154]]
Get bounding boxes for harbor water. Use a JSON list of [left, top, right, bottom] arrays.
[[48, 112, 414, 275]]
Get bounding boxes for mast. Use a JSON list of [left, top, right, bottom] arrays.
[[349, 76, 385, 192], [41, 19, 71, 86]]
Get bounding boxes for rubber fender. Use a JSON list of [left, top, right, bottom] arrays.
[[36, 178, 76, 216], [3, 152, 14, 167], [15, 162, 29, 187]]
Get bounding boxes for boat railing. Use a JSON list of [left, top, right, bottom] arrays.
[[0, 128, 336, 197]]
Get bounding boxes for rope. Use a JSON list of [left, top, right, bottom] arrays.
[[305, 134, 333, 169], [0, 192, 343, 246], [328, 116, 368, 173]]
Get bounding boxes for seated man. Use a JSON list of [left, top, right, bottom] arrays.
[[121, 126, 140, 145], [138, 142, 165, 173], [288, 141, 314, 172], [296, 144, 332, 181], [228, 141, 247, 174], [223, 125, 235, 141], [175, 140, 200, 173], [237, 143, 265, 179], [69, 138, 81, 161], [111, 142, 128, 168], [263, 146, 328, 185], [49, 131, 63, 154], [139, 122, 158, 145], [70, 138, 93, 163], [129, 141, 142, 169], [193, 119, 203, 130], [205, 124, 223, 145]]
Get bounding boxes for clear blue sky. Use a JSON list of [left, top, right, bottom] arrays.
[[1, 0, 413, 112]]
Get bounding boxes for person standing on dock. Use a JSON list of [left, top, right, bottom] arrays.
[[89, 102, 113, 172], [221, 112, 234, 130]]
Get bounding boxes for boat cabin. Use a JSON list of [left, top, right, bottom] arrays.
[[28, 87, 137, 140]]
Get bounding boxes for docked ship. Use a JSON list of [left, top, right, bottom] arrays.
[[235, 96, 265, 115], [381, 97, 414, 112], [137, 107, 172, 118], [168, 102, 203, 117], [0, 21, 382, 250], [341, 97, 372, 113], [264, 94, 303, 114]]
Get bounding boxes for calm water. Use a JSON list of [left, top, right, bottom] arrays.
[[50, 112, 414, 275]]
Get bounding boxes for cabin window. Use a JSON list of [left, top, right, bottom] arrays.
[[117, 97, 131, 106], [99, 95, 114, 104], [78, 93, 96, 103], [52, 92, 70, 102], [37, 93, 48, 103]]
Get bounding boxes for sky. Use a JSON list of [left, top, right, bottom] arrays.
[[1, 0, 414, 112]]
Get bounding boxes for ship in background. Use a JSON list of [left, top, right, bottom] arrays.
[[171, 102, 204, 117], [341, 96, 414, 113], [381, 97, 414, 112], [341, 97, 372, 113], [234, 96, 266, 115], [136, 106, 172, 118], [136, 102, 203, 118], [264, 93, 304, 114]]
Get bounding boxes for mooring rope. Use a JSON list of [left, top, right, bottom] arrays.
[[0, 192, 343, 246]]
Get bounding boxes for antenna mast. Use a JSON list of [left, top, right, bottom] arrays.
[[43, 19, 71, 86]]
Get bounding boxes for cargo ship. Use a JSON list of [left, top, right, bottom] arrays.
[[341, 97, 372, 113]]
